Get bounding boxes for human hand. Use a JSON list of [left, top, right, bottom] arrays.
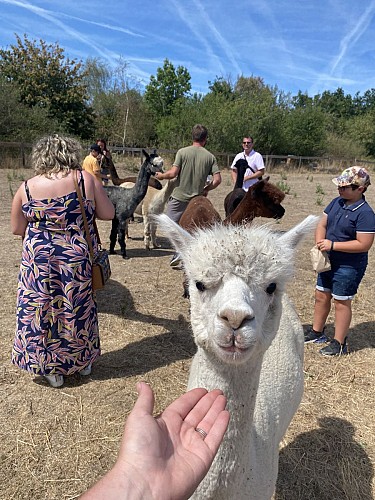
[[317, 239, 332, 252], [118, 382, 229, 499], [202, 183, 212, 196]]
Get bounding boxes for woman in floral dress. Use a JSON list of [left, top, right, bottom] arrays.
[[10, 135, 114, 387]]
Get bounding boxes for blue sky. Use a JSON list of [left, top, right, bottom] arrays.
[[1, 0, 375, 97]]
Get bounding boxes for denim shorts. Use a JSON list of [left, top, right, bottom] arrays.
[[316, 263, 367, 300]]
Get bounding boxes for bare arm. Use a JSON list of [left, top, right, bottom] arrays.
[[231, 168, 237, 185], [80, 382, 229, 500], [315, 213, 327, 243], [316, 213, 374, 252], [11, 184, 28, 236], [203, 172, 222, 196], [155, 165, 180, 181], [243, 168, 265, 182], [319, 233, 374, 253]]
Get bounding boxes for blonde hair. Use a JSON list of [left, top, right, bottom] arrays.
[[32, 134, 82, 177]]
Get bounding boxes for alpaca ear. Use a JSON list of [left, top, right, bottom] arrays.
[[279, 215, 319, 249], [142, 149, 150, 161], [155, 214, 194, 253]]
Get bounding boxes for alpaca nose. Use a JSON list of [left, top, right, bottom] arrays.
[[274, 205, 285, 219], [218, 304, 254, 330]]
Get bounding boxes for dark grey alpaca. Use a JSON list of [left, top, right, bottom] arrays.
[[105, 150, 163, 259], [223, 158, 248, 216]]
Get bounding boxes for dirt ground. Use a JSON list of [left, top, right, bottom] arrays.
[[1, 166, 375, 499]]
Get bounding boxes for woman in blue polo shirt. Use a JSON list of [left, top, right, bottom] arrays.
[[304, 166, 375, 355]]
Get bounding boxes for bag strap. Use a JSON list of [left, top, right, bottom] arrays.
[[73, 171, 94, 260], [243, 152, 257, 174]]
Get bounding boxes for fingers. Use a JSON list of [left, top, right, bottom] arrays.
[[183, 389, 226, 428], [165, 388, 209, 419], [204, 406, 230, 453], [187, 392, 230, 454], [131, 381, 155, 417]]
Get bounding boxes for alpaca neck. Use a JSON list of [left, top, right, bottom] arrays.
[[226, 188, 258, 224], [235, 164, 247, 189], [131, 160, 152, 206], [188, 347, 269, 499], [107, 158, 121, 182], [188, 347, 263, 426]]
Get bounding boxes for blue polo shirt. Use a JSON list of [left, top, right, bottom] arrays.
[[325, 196, 375, 266]]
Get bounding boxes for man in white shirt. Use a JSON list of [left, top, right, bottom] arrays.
[[230, 136, 265, 191]]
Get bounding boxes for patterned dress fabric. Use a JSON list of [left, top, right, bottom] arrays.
[[12, 175, 100, 376]]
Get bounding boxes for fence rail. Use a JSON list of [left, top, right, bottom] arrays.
[[1, 141, 375, 170]]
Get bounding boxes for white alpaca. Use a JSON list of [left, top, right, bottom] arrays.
[[156, 214, 318, 500], [120, 178, 177, 249]]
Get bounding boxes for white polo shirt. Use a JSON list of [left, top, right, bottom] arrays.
[[230, 150, 265, 191]]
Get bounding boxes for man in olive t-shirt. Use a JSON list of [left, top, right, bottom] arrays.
[[155, 124, 221, 223]]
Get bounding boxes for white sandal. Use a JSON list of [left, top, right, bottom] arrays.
[[44, 374, 64, 388], [79, 363, 92, 376]]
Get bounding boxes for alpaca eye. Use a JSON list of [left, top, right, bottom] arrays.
[[266, 283, 277, 295], [196, 281, 206, 292]]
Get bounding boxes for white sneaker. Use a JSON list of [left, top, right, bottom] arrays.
[[44, 374, 64, 388], [79, 363, 92, 376]]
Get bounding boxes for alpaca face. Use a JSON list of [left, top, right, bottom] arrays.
[[190, 273, 283, 365], [185, 228, 289, 365], [148, 153, 164, 174], [157, 214, 318, 366]]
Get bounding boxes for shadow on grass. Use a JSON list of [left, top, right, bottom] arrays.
[[276, 416, 373, 500], [90, 277, 195, 380]]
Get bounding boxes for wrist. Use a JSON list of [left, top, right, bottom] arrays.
[[82, 463, 151, 500], [330, 241, 334, 251]]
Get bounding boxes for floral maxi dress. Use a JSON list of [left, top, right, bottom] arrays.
[[12, 179, 100, 376]]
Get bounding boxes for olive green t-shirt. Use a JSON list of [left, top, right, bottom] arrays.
[[171, 145, 220, 202]]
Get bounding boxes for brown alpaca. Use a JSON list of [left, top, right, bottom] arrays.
[[179, 195, 221, 233], [176, 180, 286, 297], [224, 177, 285, 225], [179, 178, 285, 233]]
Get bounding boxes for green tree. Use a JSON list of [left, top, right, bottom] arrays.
[[0, 75, 62, 142], [292, 90, 313, 108], [208, 76, 233, 99], [83, 57, 155, 146], [284, 105, 327, 156], [346, 112, 375, 157], [144, 59, 191, 118], [314, 88, 354, 119], [84, 57, 112, 104], [0, 34, 94, 138], [156, 95, 202, 148]]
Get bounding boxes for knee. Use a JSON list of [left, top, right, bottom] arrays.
[[315, 290, 331, 306], [333, 298, 351, 310]]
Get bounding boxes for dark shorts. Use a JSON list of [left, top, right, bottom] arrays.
[[316, 262, 367, 300]]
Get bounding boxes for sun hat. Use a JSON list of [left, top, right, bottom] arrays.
[[90, 144, 101, 153], [332, 166, 371, 188]]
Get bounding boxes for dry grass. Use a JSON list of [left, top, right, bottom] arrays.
[[1, 166, 374, 499]]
